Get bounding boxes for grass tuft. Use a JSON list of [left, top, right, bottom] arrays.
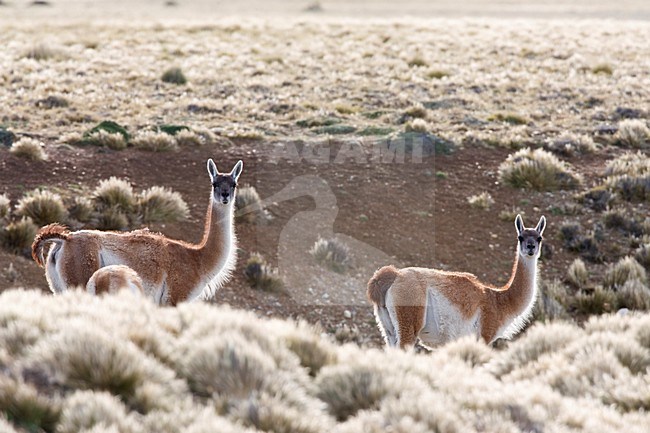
[[488, 112, 529, 125], [131, 131, 179, 152], [15, 189, 67, 226], [93, 177, 136, 214], [616, 279, 650, 310], [161, 67, 187, 85], [243, 253, 284, 293], [0, 375, 61, 432], [10, 138, 48, 161], [235, 186, 264, 224], [498, 148, 581, 191], [0, 218, 38, 254], [591, 63, 613, 75], [635, 243, 650, 269], [567, 258, 589, 289], [310, 237, 351, 273], [0, 194, 10, 220], [24, 43, 56, 60], [67, 197, 94, 223], [95, 208, 129, 231], [613, 119, 650, 149], [404, 118, 429, 133], [85, 130, 127, 150], [604, 256, 647, 290], [467, 191, 494, 210], [573, 286, 617, 315], [138, 186, 189, 223]]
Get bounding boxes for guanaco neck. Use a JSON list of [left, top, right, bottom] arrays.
[[493, 248, 538, 319], [195, 193, 235, 275]]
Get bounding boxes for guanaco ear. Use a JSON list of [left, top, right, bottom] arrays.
[[207, 159, 218, 182], [515, 214, 524, 235], [535, 215, 546, 236], [230, 160, 243, 181]]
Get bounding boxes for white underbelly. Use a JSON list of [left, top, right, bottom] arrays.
[[418, 288, 480, 348]]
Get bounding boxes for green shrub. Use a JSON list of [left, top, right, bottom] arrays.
[[138, 186, 189, 223], [591, 63, 613, 75], [84, 120, 130, 142], [243, 253, 284, 293], [161, 67, 187, 85], [310, 237, 351, 273], [10, 138, 48, 161], [498, 148, 581, 191], [15, 189, 67, 226], [488, 112, 529, 125]]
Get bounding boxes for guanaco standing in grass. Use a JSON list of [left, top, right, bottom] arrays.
[[367, 214, 546, 349], [31, 159, 243, 305]]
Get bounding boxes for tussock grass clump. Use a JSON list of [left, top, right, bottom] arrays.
[[545, 133, 597, 156], [67, 197, 94, 223], [0, 375, 61, 432], [316, 363, 389, 421], [467, 191, 494, 210], [57, 390, 138, 433], [174, 129, 205, 147], [95, 208, 129, 231], [635, 243, 650, 269], [235, 186, 264, 224], [131, 131, 179, 152], [605, 151, 650, 177], [567, 258, 589, 289], [138, 186, 189, 223], [310, 237, 351, 273], [604, 256, 647, 290], [15, 189, 66, 226], [498, 148, 581, 191], [603, 152, 650, 202], [591, 63, 613, 75], [281, 325, 337, 376], [243, 253, 284, 293], [93, 177, 136, 214], [613, 119, 649, 148], [533, 279, 570, 321], [427, 69, 450, 79], [488, 112, 529, 125], [404, 118, 429, 133], [9, 138, 48, 161], [406, 56, 427, 67], [573, 286, 617, 315], [85, 130, 127, 150], [0, 194, 10, 220], [161, 67, 187, 85], [403, 105, 427, 119], [24, 43, 56, 60], [616, 279, 650, 310], [0, 218, 38, 254]]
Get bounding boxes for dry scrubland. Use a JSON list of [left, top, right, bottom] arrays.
[[1, 13, 650, 431], [1, 289, 650, 433]]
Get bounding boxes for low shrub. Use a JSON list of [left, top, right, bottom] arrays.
[[613, 119, 649, 148], [138, 186, 189, 223], [616, 279, 650, 310], [161, 67, 187, 85], [0, 218, 38, 254], [604, 256, 647, 290], [243, 253, 284, 293], [467, 191, 494, 210], [572, 286, 617, 315], [498, 148, 581, 191], [93, 177, 136, 214], [131, 131, 178, 152], [9, 138, 48, 161], [310, 237, 351, 273], [15, 189, 66, 226]]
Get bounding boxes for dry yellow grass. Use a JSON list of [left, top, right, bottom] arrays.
[[0, 289, 649, 432]]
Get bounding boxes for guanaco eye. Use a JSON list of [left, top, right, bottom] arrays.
[[518, 236, 524, 242], [537, 237, 543, 242]]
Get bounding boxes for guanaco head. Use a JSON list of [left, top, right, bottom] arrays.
[[515, 214, 546, 259], [207, 159, 243, 205]]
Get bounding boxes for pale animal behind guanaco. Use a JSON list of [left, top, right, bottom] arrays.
[[367, 214, 546, 349], [31, 159, 242, 305], [86, 265, 145, 296]]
